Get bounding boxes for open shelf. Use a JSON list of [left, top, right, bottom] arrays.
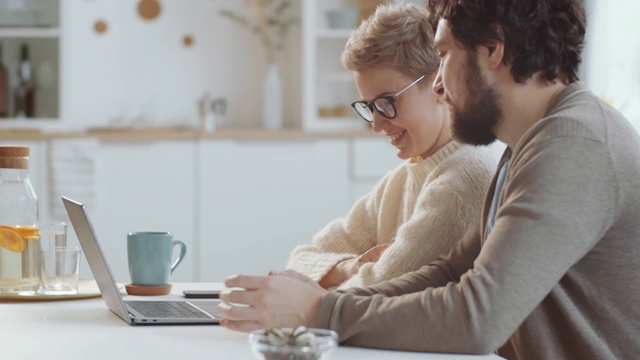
[[0, 27, 60, 38]]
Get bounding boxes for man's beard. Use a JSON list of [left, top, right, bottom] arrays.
[[447, 52, 501, 146]]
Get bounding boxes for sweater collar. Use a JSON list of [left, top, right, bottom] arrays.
[[409, 140, 462, 172]]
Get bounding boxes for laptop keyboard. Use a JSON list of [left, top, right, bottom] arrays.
[[127, 301, 212, 319]]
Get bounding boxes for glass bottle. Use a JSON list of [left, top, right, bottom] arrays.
[[0, 146, 40, 294], [0, 43, 8, 117], [14, 44, 36, 118]]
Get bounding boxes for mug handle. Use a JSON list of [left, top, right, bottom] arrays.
[[170, 240, 187, 274]]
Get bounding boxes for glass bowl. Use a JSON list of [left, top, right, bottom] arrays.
[[249, 327, 339, 360]]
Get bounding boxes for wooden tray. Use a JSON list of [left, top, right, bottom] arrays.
[[0, 279, 104, 302]]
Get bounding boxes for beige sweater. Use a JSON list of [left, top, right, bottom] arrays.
[[287, 140, 502, 289], [314, 82, 640, 359]]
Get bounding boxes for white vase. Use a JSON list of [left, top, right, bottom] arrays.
[[262, 63, 283, 130]]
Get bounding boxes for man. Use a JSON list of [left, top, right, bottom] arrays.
[[218, 1, 640, 358]]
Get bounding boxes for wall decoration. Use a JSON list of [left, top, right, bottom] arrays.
[[182, 35, 194, 47], [94, 19, 108, 34], [137, 0, 161, 21]]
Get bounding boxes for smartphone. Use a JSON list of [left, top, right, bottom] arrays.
[[183, 290, 222, 299]]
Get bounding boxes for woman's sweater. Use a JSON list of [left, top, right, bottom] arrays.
[[287, 140, 502, 289]]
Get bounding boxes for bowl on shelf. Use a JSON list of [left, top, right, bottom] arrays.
[[325, 9, 358, 29], [249, 327, 339, 360]]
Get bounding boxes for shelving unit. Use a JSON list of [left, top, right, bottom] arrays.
[[0, 28, 60, 38], [0, 0, 61, 124], [316, 28, 353, 39], [302, 0, 366, 131]]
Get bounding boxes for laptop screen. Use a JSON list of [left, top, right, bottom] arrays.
[[62, 196, 132, 324]]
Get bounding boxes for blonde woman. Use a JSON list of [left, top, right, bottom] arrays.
[[286, 4, 503, 289]]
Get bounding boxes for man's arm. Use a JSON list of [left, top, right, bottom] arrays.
[[314, 138, 616, 354], [336, 220, 482, 297]]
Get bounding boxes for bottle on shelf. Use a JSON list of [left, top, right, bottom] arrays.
[[0, 43, 8, 118], [0, 146, 41, 294], [14, 44, 36, 118]]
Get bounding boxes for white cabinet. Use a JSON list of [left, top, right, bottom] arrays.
[[4, 135, 401, 283], [347, 137, 403, 204], [90, 140, 197, 283], [198, 139, 351, 281], [302, 0, 365, 131], [0, 0, 60, 122]]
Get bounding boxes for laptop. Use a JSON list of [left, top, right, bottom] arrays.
[[62, 196, 220, 325]]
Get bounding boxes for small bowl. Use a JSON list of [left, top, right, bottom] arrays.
[[249, 328, 338, 360]]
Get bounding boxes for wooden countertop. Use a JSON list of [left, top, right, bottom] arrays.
[[0, 126, 380, 141]]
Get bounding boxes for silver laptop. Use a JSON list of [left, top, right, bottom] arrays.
[[62, 196, 220, 325]]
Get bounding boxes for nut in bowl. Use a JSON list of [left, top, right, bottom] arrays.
[[249, 326, 338, 360]]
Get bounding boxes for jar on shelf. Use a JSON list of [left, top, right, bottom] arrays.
[[0, 146, 40, 294]]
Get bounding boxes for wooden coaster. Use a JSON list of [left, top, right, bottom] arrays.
[[125, 284, 172, 296]]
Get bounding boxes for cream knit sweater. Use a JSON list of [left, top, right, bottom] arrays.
[[287, 140, 502, 289]]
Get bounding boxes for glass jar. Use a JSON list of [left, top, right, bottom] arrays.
[[0, 146, 40, 294]]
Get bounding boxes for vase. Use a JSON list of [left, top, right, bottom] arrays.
[[262, 63, 283, 130]]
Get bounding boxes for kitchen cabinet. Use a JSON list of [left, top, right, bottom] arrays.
[[91, 140, 198, 283], [198, 139, 351, 281], [348, 137, 402, 204], [0, 0, 60, 122], [2, 133, 400, 283]]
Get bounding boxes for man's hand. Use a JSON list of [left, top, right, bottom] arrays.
[[218, 271, 328, 332]]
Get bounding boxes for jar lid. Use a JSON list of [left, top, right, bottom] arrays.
[[0, 146, 30, 157], [0, 146, 30, 169]]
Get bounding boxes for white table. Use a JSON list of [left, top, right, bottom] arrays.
[[0, 283, 504, 360]]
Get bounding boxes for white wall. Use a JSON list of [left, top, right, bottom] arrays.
[[581, 0, 640, 130], [61, 0, 302, 129]]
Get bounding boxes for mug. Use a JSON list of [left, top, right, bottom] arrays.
[[127, 232, 187, 286]]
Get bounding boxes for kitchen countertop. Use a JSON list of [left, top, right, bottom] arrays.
[[0, 126, 379, 141]]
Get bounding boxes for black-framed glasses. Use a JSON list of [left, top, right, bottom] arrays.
[[351, 75, 426, 123]]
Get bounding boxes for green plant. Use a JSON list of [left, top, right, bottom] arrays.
[[219, 0, 299, 63]]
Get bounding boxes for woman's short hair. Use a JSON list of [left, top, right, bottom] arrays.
[[342, 4, 440, 81]]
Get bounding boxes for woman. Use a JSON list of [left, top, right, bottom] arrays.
[[287, 4, 502, 289]]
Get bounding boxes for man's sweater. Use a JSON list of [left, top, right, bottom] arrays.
[[314, 82, 640, 359]]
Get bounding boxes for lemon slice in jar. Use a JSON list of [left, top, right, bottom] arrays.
[[0, 226, 26, 252]]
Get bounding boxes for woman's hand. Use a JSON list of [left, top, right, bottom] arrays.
[[318, 243, 390, 289]]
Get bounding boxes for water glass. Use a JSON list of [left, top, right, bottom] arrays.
[[40, 246, 82, 295]]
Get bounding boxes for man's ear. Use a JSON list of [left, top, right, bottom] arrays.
[[485, 41, 505, 70]]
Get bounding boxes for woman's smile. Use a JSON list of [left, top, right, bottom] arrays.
[[387, 129, 407, 146]]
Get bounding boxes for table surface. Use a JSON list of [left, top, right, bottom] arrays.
[[0, 283, 504, 360]]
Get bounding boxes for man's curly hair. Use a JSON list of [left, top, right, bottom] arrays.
[[428, 0, 586, 84]]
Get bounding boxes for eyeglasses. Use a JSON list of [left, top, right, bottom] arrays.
[[351, 75, 426, 123]]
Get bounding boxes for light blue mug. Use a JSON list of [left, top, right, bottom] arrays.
[[127, 232, 187, 286]]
